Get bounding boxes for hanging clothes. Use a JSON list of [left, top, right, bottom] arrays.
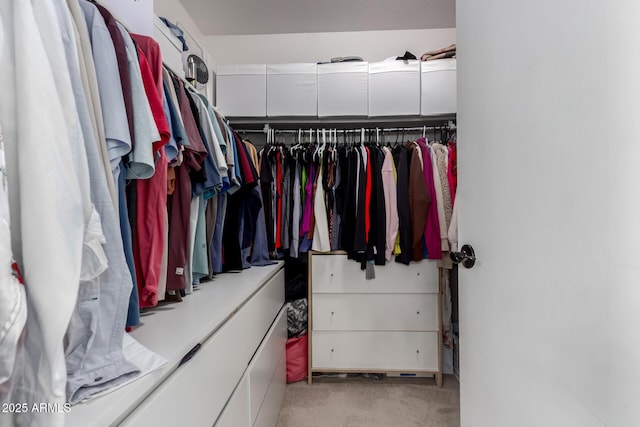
[[1, 1, 92, 422], [381, 147, 399, 261], [79, 0, 131, 178], [0, 125, 27, 399], [131, 34, 170, 309], [311, 153, 330, 252]]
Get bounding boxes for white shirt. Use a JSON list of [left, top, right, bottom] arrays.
[[0, 1, 84, 425]]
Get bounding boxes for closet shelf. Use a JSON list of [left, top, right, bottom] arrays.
[[228, 114, 456, 130]]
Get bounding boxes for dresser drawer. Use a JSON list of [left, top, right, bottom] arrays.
[[248, 307, 287, 425], [254, 348, 287, 427], [215, 375, 250, 427], [311, 254, 438, 294], [312, 293, 438, 332], [121, 269, 284, 427], [312, 331, 439, 371]]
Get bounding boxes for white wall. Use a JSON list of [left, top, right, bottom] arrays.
[[101, 0, 154, 36], [204, 28, 455, 66], [457, 0, 640, 426]]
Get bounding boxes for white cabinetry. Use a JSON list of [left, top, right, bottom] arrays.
[[67, 263, 286, 427], [308, 253, 442, 386]]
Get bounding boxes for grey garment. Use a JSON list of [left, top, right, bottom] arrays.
[[281, 157, 291, 251], [63, 4, 140, 403], [184, 197, 199, 295], [64, 90, 140, 404], [196, 94, 228, 172], [210, 193, 227, 274], [224, 124, 241, 195], [117, 22, 158, 180], [192, 94, 225, 185], [433, 144, 453, 228], [286, 298, 308, 338], [192, 196, 209, 282], [205, 195, 218, 278], [213, 110, 230, 156], [78, 0, 131, 173], [441, 270, 453, 349], [250, 187, 275, 267], [330, 157, 342, 251], [289, 161, 302, 258], [37, 0, 137, 407]]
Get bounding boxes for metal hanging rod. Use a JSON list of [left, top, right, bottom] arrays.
[[235, 123, 456, 134]]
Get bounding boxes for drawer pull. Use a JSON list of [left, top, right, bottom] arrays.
[[331, 349, 334, 353], [331, 311, 334, 315], [416, 350, 420, 354], [416, 311, 420, 315], [179, 343, 202, 367]]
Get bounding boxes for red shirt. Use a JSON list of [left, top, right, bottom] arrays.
[[133, 38, 170, 307]]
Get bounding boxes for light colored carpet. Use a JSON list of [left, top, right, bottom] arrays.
[[277, 375, 460, 427]]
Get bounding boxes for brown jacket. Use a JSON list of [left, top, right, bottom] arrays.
[[407, 142, 430, 261]]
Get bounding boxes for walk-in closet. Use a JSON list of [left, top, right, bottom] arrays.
[[1, 1, 639, 427]]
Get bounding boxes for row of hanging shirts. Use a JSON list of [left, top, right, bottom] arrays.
[[256, 124, 458, 272]]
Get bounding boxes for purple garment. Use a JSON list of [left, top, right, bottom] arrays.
[[299, 163, 315, 237], [417, 138, 442, 259]]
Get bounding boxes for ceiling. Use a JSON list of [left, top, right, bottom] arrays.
[[179, 0, 456, 36]]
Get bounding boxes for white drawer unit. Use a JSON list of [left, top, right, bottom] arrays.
[[121, 270, 284, 427], [309, 252, 442, 386], [67, 263, 286, 427]]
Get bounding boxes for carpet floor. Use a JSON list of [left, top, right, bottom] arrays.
[[276, 375, 460, 427]]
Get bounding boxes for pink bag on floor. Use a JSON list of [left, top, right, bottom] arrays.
[[286, 334, 308, 383]]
